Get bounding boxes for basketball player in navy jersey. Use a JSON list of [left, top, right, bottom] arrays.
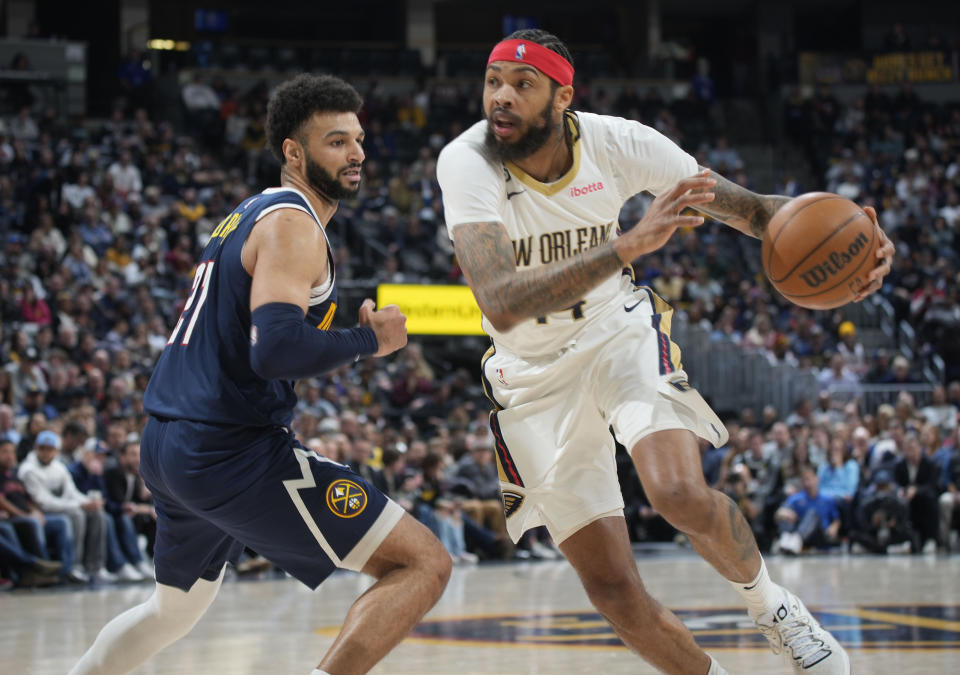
[[70, 74, 450, 675]]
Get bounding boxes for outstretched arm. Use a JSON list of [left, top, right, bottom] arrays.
[[693, 167, 895, 300], [452, 172, 716, 332]]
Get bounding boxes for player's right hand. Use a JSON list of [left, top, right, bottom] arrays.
[[613, 170, 716, 263], [358, 298, 408, 357]]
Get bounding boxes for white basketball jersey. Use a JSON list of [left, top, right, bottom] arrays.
[[438, 111, 698, 356]]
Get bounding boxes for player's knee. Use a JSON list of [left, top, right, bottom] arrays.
[[646, 479, 713, 533], [582, 570, 648, 617], [426, 539, 452, 596]]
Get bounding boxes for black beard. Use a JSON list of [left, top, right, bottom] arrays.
[[305, 154, 360, 201], [483, 97, 557, 164]]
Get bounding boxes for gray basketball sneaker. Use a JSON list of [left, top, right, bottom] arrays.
[[754, 590, 850, 673]]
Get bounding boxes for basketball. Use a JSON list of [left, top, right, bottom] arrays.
[[761, 192, 879, 310]]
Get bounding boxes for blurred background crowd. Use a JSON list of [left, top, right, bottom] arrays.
[[1, 3, 959, 588]]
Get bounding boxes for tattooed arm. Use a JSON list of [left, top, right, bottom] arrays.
[[692, 168, 790, 239], [695, 167, 896, 300], [452, 222, 623, 332], [452, 172, 716, 332]]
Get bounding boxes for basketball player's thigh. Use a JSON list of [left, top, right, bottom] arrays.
[[213, 442, 405, 589], [491, 378, 623, 544], [139, 417, 241, 591], [594, 317, 727, 454], [150, 491, 242, 591]]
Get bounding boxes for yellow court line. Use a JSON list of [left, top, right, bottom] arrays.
[[317, 629, 960, 654], [833, 608, 960, 633]]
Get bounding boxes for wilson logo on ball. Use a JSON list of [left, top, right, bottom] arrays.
[[799, 231, 870, 288]]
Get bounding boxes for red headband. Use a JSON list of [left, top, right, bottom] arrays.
[[486, 39, 574, 87]]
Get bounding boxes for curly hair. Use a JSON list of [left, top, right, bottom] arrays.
[[504, 28, 574, 69], [265, 74, 363, 164]]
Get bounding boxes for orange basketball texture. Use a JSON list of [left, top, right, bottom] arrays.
[[761, 192, 878, 310]]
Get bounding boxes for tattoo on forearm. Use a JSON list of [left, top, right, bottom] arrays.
[[694, 169, 791, 239], [454, 222, 622, 324], [727, 496, 758, 562]]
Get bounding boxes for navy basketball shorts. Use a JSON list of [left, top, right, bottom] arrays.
[[140, 416, 403, 592]]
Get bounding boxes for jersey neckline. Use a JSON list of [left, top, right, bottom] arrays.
[[504, 111, 582, 196]]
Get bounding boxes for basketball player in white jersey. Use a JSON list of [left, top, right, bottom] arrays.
[[437, 30, 894, 675]]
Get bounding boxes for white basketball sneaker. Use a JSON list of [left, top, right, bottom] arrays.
[[754, 590, 850, 673]]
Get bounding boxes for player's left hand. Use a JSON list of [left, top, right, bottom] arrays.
[[853, 206, 894, 302]]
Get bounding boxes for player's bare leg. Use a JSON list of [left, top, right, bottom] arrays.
[[632, 428, 849, 674], [631, 429, 761, 582], [316, 513, 451, 675], [559, 516, 722, 674]]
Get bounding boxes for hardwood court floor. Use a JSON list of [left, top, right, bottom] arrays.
[[6, 551, 959, 674]]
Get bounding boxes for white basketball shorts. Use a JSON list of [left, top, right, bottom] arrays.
[[481, 277, 728, 544]]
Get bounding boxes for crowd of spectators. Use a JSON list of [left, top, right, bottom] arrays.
[[0, 56, 958, 587]]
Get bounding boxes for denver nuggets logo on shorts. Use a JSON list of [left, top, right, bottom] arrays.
[[326, 479, 367, 518]]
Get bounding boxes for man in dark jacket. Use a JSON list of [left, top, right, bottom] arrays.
[[103, 438, 156, 577], [893, 434, 940, 552]]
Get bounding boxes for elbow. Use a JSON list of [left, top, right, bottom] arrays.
[[475, 294, 519, 333], [485, 313, 518, 333], [250, 344, 283, 380], [481, 306, 521, 333]]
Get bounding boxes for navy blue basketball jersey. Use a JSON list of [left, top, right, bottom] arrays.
[[143, 187, 337, 428]]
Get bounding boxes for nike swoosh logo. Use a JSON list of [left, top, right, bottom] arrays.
[[506, 190, 525, 199], [623, 300, 642, 312]]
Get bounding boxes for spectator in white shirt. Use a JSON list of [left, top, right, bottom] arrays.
[[106, 150, 142, 196], [920, 385, 958, 437], [817, 353, 862, 405], [60, 171, 96, 211], [181, 74, 220, 111]]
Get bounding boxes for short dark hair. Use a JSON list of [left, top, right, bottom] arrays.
[[62, 421, 88, 439], [265, 74, 363, 164], [504, 29, 574, 70]]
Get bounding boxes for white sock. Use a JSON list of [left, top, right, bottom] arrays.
[[69, 570, 224, 675], [707, 655, 729, 675], [311, 671, 331, 675], [730, 557, 786, 619]]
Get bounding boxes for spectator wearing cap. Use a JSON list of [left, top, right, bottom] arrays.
[[18, 430, 108, 583], [836, 321, 867, 376], [21, 386, 57, 424], [7, 345, 46, 402]]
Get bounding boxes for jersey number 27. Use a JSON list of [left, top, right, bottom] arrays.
[[167, 261, 215, 346]]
